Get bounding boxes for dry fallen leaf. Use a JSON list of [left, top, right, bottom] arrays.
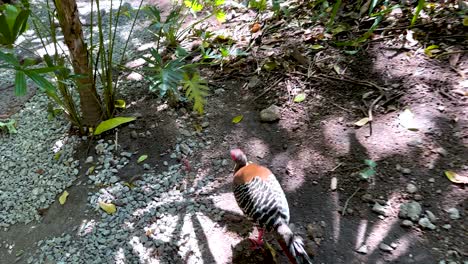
[[99, 201, 117, 214], [251, 23, 261, 33], [59, 191, 69, 205], [399, 109, 419, 131], [232, 115, 243, 124], [445, 170, 468, 184], [354, 117, 369, 127]]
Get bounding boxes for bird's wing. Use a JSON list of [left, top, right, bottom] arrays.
[[234, 174, 290, 230]]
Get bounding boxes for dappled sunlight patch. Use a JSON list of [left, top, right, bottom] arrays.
[[114, 247, 126, 264], [129, 235, 155, 263], [355, 219, 368, 249], [361, 192, 403, 253], [244, 137, 269, 161], [77, 219, 97, 236], [384, 233, 413, 262], [321, 117, 351, 155], [330, 192, 341, 243]]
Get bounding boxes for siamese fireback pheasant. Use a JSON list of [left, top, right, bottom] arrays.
[[230, 149, 313, 264]]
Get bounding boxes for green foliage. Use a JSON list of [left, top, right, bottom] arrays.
[[147, 5, 185, 48], [94, 117, 136, 135], [144, 48, 185, 98], [249, 0, 268, 11], [359, 159, 377, 181], [0, 4, 30, 47], [411, 0, 425, 26], [143, 47, 209, 114], [0, 119, 17, 134], [182, 72, 209, 114], [327, 0, 342, 28]]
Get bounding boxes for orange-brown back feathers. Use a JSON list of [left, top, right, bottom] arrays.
[[233, 163, 272, 185]]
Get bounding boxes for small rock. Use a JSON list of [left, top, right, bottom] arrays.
[[121, 152, 132, 158], [330, 177, 337, 191], [399, 201, 422, 221], [85, 156, 94, 164], [180, 143, 191, 155], [447, 208, 460, 220], [214, 88, 225, 95], [433, 147, 447, 156], [143, 164, 151, 170], [418, 217, 436, 230], [390, 242, 398, 249], [260, 105, 281, 122], [428, 178, 435, 183], [131, 130, 138, 139], [109, 176, 119, 184], [407, 139, 423, 147], [406, 183, 418, 193], [201, 122, 210, 128], [247, 76, 261, 88], [372, 202, 387, 216], [401, 220, 413, 227], [425, 210, 437, 223], [361, 194, 373, 203], [402, 168, 412, 174], [442, 224, 451, 230], [379, 243, 394, 252], [414, 194, 423, 201], [356, 245, 368, 254]]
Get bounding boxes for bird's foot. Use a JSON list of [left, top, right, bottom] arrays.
[[249, 237, 264, 250], [249, 228, 265, 250]]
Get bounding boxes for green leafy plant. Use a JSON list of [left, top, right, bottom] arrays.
[[0, 0, 144, 134], [94, 117, 137, 135], [359, 159, 377, 181], [182, 72, 209, 114], [0, 119, 17, 134], [0, 4, 30, 47], [143, 47, 210, 114], [411, 0, 425, 26]]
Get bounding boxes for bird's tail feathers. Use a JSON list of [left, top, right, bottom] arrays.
[[277, 224, 313, 264]]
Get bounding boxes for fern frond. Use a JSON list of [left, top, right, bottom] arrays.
[[182, 72, 209, 114]]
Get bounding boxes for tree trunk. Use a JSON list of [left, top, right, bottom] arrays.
[[54, 0, 102, 126]]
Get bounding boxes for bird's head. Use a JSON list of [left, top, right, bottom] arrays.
[[230, 148, 247, 171]]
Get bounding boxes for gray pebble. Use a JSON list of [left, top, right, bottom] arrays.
[[401, 220, 413, 227], [399, 201, 422, 221], [418, 217, 436, 230], [447, 208, 460, 220], [356, 245, 368, 254], [379, 243, 393, 252], [372, 202, 387, 216], [85, 156, 94, 164], [406, 183, 418, 193]]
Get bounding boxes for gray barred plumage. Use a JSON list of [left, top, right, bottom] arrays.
[[230, 149, 313, 264], [233, 174, 290, 231]]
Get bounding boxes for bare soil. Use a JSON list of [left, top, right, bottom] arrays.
[[0, 2, 467, 264]]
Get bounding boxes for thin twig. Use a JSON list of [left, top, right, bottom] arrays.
[[252, 77, 284, 101], [342, 187, 361, 216], [330, 162, 343, 172], [331, 102, 353, 113], [114, 130, 118, 152], [366, 93, 384, 137]]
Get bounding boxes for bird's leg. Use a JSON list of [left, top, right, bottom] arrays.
[[249, 228, 265, 250], [278, 239, 297, 264]]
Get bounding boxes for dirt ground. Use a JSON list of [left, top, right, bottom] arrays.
[[0, 1, 467, 264]]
